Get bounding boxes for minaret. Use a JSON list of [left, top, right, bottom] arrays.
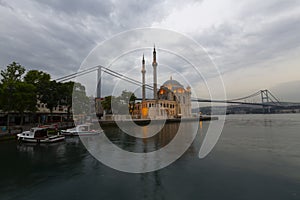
[[141, 54, 146, 101], [152, 45, 158, 100]]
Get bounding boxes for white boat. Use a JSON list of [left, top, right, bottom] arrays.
[[61, 124, 102, 136], [17, 127, 65, 143]]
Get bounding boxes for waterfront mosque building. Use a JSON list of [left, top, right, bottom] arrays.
[[134, 47, 192, 119]]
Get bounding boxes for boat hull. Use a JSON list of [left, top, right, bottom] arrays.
[[61, 131, 101, 136], [18, 135, 65, 143]]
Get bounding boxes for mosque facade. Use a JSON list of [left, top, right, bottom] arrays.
[[133, 47, 192, 119]]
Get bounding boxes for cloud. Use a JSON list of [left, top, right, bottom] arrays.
[[32, 0, 114, 17], [190, 0, 300, 74], [271, 80, 300, 102], [0, 0, 169, 78], [0, 0, 299, 100]]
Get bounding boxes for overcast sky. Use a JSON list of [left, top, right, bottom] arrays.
[[0, 0, 300, 102]]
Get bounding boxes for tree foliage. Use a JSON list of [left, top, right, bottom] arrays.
[[24, 70, 51, 85], [0, 83, 4, 111], [24, 70, 50, 96], [101, 95, 113, 114], [72, 82, 90, 115], [58, 81, 74, 119], [119, 90, 137, 102], [0, 62, 37, 124], [39, 80, 60, 115], [0, 61, 89, 124], [101, 90, 137, 115], [0, 62, 25, 84]]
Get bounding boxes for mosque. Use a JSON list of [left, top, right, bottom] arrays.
[[133, 47, 192, 119]]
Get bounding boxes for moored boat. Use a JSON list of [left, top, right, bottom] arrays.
[[17, 127, 65, 143], [61, 124, 102, 136]]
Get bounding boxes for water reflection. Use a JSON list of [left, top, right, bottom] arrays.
[[139, 171, 165, 200], [80, 121, 200, 173], [102, 122, 191, 153], [142, 126, 148, 152], [1, 115, 300, 200]]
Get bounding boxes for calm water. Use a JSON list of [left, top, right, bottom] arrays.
[[1, 114, 300, 200]]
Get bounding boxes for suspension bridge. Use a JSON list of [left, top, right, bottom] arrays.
[[55, 66, 300, 113]]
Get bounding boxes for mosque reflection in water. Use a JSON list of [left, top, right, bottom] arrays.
[[11, 121, 208, 200], [101, 121, 204, 154]]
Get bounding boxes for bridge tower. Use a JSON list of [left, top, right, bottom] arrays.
[[261, 89, 271, 113], [97, 66, 101, 98]]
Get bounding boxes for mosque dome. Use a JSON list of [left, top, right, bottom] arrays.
[[162, 77, 184, 90]]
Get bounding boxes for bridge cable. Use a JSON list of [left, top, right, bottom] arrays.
[[226, 91, 261, 101], [55, 66, 98, 82]]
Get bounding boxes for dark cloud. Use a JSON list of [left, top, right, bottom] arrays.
[[0, 0, 299, 100], [0, 0, 168, 79], [32, 0, 114, 17]]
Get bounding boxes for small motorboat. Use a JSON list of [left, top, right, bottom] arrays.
[[17, 127, 65, 143], [61, 124, 102, 136]]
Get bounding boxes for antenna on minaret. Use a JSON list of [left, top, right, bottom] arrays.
[[142, 54, 145, 64], [152, 44, 158, 100]]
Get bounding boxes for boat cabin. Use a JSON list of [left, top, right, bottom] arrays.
[[20, 128, 48, 138], [77, 125, 90, 132]]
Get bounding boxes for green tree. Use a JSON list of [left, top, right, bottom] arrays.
[[11, 82, 37, 124], [24, 70, 51, 85], [117, 90, 137, 114], [1, 62, 25, 83], [24, 70, 50, 96], [101, 95, 113, 114], [39, 80, 60, 121], [58, 81, 74, 119], [24, 71, 76, 121], [1, 81, 37, 126], [72, 82, 90, 116], [120, 90, 137, 102], [0, 83, 3, 111], [0, 62, 37, 125], [101, 90, 137, 115], [24, 70, 51, 106]]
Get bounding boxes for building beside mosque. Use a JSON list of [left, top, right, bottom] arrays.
[[133, 47, 192, 119]]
